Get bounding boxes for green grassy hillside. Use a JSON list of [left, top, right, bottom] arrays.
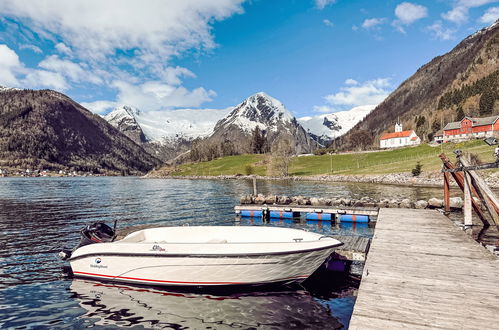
[[168, 140, 496, 177]]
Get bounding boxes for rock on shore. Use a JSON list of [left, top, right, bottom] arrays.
[[240, 194, 463, 210]]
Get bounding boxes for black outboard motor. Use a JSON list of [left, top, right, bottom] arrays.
[[59, 222, 116, 260]]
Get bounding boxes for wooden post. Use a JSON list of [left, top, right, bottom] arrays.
[[463, 171, 473, 226], [443, 172, 450, 215], [439, 153, 487, 221], [459, 157, 499, 227], [253, 177, 257, 195]]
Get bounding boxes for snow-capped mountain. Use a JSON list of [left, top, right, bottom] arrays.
[[215, 92, 294, 133], [298, 105, 375, 141], [203, 92, 318, 155], [104, 105, 147, 144], [0, 86, 22, 92], [104, 105, 232, 144]]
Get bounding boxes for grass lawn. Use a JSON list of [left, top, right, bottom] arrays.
[[170, 140, 497, 177], [171, 154, 267, 176]]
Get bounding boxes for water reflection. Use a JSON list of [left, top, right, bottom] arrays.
[[70, 279, 343, 329]]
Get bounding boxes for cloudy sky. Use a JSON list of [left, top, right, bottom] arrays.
[[0, 0, 497, 117]]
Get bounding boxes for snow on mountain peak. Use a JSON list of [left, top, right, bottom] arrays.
[[0, 86, 22, 92], [221, 92, 295, 132], [104, 105, 141, 124], [104, 105, 232, 143], [298, 104, 375, 139]]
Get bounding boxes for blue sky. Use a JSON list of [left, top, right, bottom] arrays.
[[0, 0, 498, 117]]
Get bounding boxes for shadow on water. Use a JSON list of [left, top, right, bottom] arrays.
[[67, 277, 348, 329]]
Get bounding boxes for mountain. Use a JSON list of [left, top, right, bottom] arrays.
[[105, 105, 232, 143], [104, 105, 147, 145], [104, 105, 232, 162], [0, 89, 161, 174], [298, 105, 375, 143], [340, 21, 499, 150], [190, 92, 318, 161]]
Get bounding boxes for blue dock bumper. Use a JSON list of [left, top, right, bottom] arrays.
[[305, 212, 333, 221], [339, 214, 369, 223]]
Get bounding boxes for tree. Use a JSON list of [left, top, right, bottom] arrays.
[[348, 129, 373, 150], [412, 161, 422, 177], [456, 105, 465, 121], [269, 139, 293, 177], [251, 126, 268, 154], [479, 89, 495, 115]]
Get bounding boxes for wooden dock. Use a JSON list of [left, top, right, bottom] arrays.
[[350, 208, 499, 329], [333, 235, 371, 262]]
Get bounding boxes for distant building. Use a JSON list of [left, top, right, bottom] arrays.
[[380, 122, 421, 149], [443, 116, 499, 142], [433, 130, 444, 144]]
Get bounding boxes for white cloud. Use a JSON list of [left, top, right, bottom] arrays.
[[393, 2, 428, 32], [479, 6, 499, 24], [38, 55, 103, 85], [0, 44, 22, 86], [55, 42, 72, 56], [314, 78, 391, 113], [362, 17, 385, 29], [81, 100, 117, 114], [442, 0, 499, 24], [162, 66, 196, 85], [19, 44, 43, 54], [0, 0, 245, 63], [0, 0, 246, 107], [323, 19, 334, 27], [395, 2, 428, 24], [427, 21, 456, 40], [23, 69, 68, 90], [315, 0, 336, 10], [112, 80, 216, 111], [442, 6, 468, 23]]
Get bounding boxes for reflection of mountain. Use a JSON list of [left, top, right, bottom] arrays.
[[70, 279, 342, 329]]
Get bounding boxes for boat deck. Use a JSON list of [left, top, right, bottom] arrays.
[[349, 208, 499, 329]]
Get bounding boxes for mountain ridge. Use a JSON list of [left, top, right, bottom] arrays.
[[340, 20, 499, 150], [0, 89, 161, 174]]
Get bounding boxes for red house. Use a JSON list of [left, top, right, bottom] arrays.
[[443, 116, 499, 142]]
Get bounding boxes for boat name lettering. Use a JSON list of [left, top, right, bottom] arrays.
[[90, 257, 108, 268], [151, 244, 165, 252]]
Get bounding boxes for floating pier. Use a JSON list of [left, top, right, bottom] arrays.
[[349, 208, 499, 329], [235, 204, 378, 222]]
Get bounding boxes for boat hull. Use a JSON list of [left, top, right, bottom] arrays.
[[70, 247, 336, 286]]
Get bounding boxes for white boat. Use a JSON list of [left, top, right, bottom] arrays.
[[62, 223, 342, 287]]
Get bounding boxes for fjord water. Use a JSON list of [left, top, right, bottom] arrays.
[[0, 177, 444, 329]]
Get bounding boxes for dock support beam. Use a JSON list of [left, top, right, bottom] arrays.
[[443, 172, 450, 215], [463, 171, 473, 226]]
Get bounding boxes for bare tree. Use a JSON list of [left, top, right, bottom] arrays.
[[269, 139, 294, 176]]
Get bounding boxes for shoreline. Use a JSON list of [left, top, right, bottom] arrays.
[[144, 171, 499, 189]]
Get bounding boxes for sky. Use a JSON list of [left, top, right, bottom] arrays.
[[0, 0, 498, 118]]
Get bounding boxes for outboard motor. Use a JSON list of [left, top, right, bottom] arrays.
[[59, 222, 116, 260]]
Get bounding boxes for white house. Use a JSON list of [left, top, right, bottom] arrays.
[[380, 123, 421, 149]]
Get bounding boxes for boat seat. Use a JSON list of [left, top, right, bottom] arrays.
[[206, 238, 228, 244]]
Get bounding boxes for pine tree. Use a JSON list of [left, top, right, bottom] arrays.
[[479, 89, 495, 115]]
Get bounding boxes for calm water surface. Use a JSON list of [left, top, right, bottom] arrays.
[[0, 177, 445, 329]]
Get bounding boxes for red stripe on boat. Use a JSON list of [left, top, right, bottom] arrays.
[[73, 271, 309, 285]]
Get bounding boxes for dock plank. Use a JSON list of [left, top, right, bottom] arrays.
[[349, 208, 499, 330]]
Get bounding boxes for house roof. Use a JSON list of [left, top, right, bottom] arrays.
[[443, 116, 499, 131], [380, 130, 414, 140]]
